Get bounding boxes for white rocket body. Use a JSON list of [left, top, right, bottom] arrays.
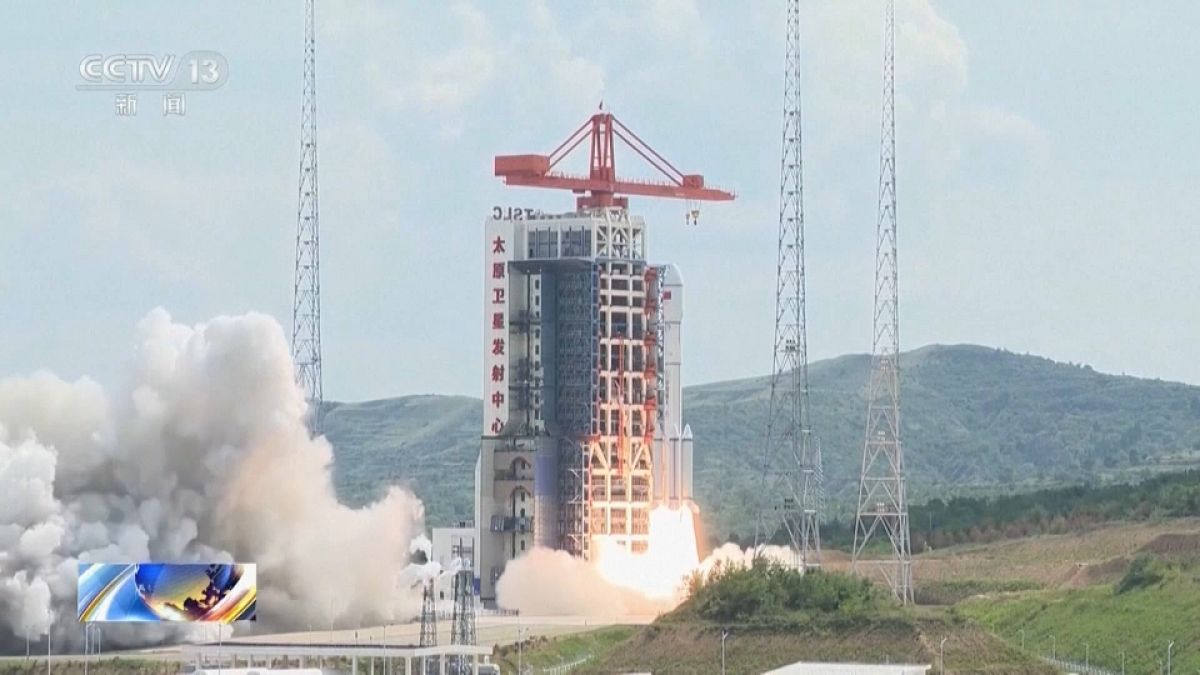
[[653, 264, 694, 507]]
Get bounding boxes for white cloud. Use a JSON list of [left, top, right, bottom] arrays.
[[800, 0, 1039, 170], [396, 3, 498, 114], [897, 0, 968, 92], [969, 105, 1044, 145], [350, 0, 604, 135]]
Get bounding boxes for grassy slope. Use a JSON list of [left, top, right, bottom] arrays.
[[508, 521, 1200, 673], [494, 520, 1200, 673], [901, 518, 1200, 673], [959, 571, 1200, 673], [573, 520, 1200, 673], [909, 517, 1200, 588], [491, 625, 636, 673], [528, 615, 1052, 675], [323, 345, 1200, 532]]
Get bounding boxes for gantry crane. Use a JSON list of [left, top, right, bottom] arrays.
[[495, 109, 735, 216]]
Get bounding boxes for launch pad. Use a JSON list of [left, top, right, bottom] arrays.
[[474, 112, 732, 603]]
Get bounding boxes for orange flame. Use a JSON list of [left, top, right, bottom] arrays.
[[592, 505, 701, 602]]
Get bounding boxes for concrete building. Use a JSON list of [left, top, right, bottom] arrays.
[[475, 206, 694, 602], [429, 525, 477, 607], [430, 526, 476, 574]]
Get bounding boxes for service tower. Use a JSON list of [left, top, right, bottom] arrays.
[[475, 111, 733, 602]]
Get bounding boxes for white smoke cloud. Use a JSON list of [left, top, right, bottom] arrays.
[[496, 504, 800, 618], [496, 547, 675, 616], [0, 309, 427, 649]]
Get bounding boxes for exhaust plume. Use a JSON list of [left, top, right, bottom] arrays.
[[496, 505, 798, 617], [0, 309, 426, 650]]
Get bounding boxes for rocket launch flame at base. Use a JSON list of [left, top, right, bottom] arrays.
[[593, 504, 702, 602], [495, 501, 800, 617]]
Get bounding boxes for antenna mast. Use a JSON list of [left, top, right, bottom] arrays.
[[754, 0, 823, 570], [853, 0, 913, 604], [292, 0, 323, 429]]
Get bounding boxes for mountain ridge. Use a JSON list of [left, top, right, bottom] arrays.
[[324, 344, 1200, 540]]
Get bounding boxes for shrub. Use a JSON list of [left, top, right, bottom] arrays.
[[682, 558, 882, 622], [1115, 554, 1168, 594]]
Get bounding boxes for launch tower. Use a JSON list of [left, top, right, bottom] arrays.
[[475, 111, 733, 601]]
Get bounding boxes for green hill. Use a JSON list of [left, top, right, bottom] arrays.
[[960, 553, 1200, 673], [322, 395, 480, 526], [323, 345, 1200, 537]]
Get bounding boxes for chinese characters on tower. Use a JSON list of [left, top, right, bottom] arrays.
[[483, 219, 513, 435]]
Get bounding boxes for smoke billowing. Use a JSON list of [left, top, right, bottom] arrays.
[[496, 505, 798, 617], [496, 547, 677, 616], [0, 310, 426, 650]]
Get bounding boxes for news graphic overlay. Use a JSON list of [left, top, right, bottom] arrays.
[[77, 563, 256, 622], [76, 51, 229, 117]]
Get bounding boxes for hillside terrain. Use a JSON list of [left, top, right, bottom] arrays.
[[957, 531, 1200, 674], [497, 560, 1051, 674], [584, 617, 1048, 674], [322, 395, 480, 527], [498, 519, 1200, 674], [323, 344, 1200, 536]]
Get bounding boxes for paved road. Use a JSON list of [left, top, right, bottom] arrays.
[[2, 614, 651, 663]]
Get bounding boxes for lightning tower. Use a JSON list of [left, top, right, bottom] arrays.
[[292, 0, 323, 429], [753, 0, 822, 569], [448, 538, 476, 673], [852, 0, 913, 604], [418, 579, 438, 675]]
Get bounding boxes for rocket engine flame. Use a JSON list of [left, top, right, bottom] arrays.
[[593, 505, 700, 601], [497, 502, 805, 616]]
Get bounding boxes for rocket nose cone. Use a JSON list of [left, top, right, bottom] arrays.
[[683, 424, 693, 439]]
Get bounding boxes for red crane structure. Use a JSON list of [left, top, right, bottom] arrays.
[[494, 110, 736, 212]]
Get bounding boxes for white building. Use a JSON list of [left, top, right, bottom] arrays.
[[430, 526, 476, 573]]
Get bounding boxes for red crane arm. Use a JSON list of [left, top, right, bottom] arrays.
[[495, 111, 736, 210]]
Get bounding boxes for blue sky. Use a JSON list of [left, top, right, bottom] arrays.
[[2, 1, 1198, 401]]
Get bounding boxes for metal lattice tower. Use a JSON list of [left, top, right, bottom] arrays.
[[292, 0, 323, 430], [852, 0, 912, 605], [449, 540, 476, 673], [753, 0, 822, 570], [419, 579, 438, 674]]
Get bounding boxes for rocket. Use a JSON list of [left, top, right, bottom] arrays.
[[654, 423, 694, 506], [652, 264, 695, 509]]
